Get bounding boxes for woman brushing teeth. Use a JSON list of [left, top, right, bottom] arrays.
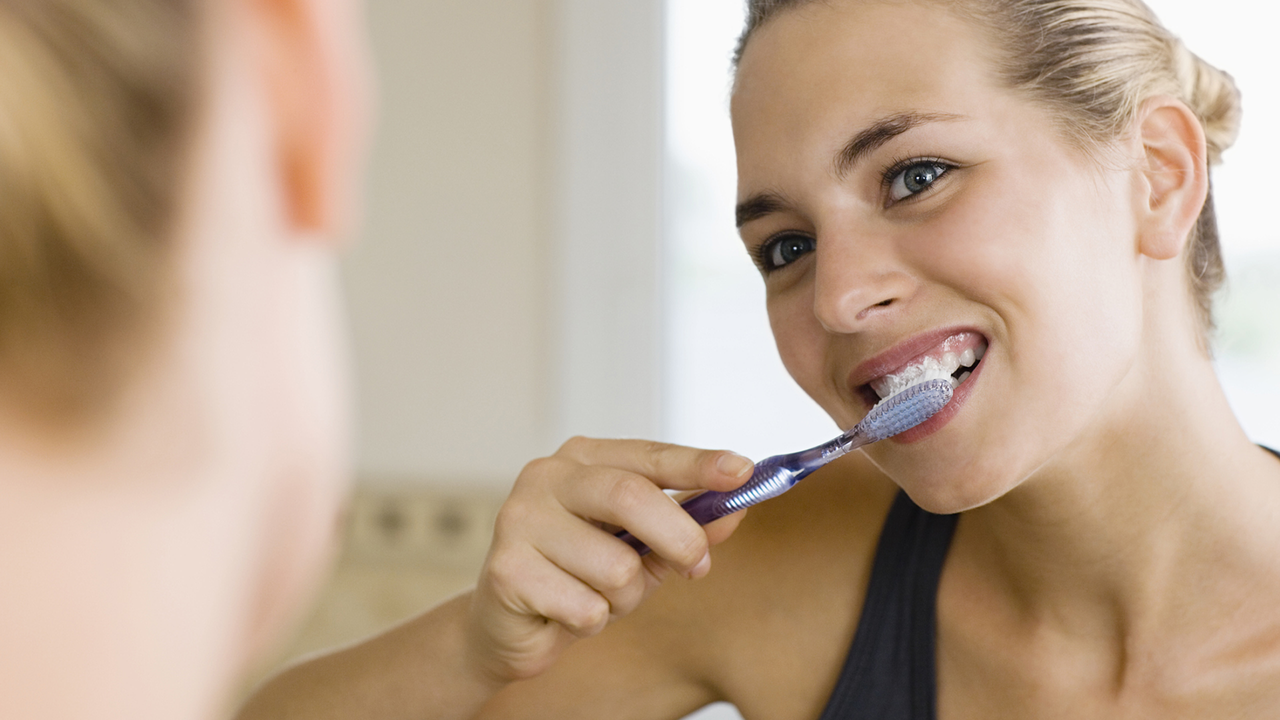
[[242, 1, 1280, 718]]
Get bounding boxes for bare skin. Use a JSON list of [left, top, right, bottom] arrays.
[[239, 1, 1280, 718]]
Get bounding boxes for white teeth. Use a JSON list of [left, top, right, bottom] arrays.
[[867, 340, 988, 405], [869, 354, 961, 401]]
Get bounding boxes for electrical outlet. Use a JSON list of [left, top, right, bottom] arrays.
[[345, 488, 499, 570]]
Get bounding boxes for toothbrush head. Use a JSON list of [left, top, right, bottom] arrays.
[[854, 378, 953, 443]]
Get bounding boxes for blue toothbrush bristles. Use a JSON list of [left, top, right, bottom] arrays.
[[857, 379, 953, 442]]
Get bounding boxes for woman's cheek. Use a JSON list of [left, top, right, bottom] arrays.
[[768, 289, 844, 415]]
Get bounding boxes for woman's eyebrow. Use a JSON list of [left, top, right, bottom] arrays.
[[736, 111, 967, 228], [833, 111, 966, 179], [735, 192, 790, 228]]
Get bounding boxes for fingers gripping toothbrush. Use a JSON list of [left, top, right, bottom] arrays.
[[616, 378, 953, 555]]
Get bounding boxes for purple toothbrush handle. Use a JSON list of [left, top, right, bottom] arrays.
[[614, 456, 807, 556], [611, 379, 954, 557], [613, 490, 735, 555]]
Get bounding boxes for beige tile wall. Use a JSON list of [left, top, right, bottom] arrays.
[[244, 485, 504, 691]]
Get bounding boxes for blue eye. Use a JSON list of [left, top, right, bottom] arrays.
[[888, 160, 950, 201], [759, 233, 815, 271]]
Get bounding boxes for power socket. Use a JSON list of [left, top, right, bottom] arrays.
[[344, 487, 500, 571]]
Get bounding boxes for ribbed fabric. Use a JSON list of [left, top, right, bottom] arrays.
[[816, 492, 958, 720]]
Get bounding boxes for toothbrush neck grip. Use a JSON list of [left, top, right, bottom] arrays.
[[614, 474, 770, 556], [614, 433, 866, 556]]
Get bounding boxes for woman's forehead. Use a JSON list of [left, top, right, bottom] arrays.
[[735, 2, 999, 110], [730, 1, 1005, 172]]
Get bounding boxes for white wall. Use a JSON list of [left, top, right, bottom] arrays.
[[551, 0, 666, 445], [344, 1, 666, 490]]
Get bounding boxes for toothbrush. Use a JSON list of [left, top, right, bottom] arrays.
[[615, 378, 953, 556]]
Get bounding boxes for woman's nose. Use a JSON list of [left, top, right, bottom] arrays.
[[811, 234, 918, 334]]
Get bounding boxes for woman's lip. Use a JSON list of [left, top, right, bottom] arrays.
[[847, 326, 987, 390]]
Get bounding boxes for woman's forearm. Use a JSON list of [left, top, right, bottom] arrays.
[[236, 438, 751, 719], [235, 592, 505, 720]]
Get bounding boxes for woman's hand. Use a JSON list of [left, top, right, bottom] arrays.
[[466, 437, 754, 685]]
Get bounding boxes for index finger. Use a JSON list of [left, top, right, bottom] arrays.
[[556, 437, 754, 493]]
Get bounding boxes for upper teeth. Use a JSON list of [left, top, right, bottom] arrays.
[[869, 345, 983, 401]]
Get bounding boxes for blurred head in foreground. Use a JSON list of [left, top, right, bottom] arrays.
[[0, 0, 370, 717]]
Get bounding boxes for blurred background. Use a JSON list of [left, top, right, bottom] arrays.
[[255, 2, 1280, 718]]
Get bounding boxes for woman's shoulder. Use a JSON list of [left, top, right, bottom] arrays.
[[642, 451, 902, 718]]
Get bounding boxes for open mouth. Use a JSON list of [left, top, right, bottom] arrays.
[[856, 331, 988, 410]]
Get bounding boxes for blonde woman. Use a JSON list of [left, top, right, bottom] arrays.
[[242, 0, 1280, 719], [0, 0, 369, 717]]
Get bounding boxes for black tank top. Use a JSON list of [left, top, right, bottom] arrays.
[[816, 446, 1280, 720], [816, 491, 956, 720]]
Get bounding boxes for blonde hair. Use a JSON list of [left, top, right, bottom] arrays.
[[734, 0, 1241, 344], [0, 0, 200, 421]]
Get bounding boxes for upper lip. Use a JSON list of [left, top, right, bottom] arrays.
[[847, 325, 986, 391]]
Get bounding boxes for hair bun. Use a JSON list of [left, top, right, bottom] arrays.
[[1173, 41, 1241, 165]]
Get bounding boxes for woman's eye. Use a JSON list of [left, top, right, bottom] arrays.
[[760, 234, 815, 271], [888, 161, 950, 202]]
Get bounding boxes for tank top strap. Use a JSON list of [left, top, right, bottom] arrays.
[[817, 491, 958, 720]]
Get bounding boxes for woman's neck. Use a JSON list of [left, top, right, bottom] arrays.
[[957, 341, 1280, 650]]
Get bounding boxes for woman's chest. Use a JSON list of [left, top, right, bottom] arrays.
[[935, 640, 1280, 720], [933, 569, 1280, 720]]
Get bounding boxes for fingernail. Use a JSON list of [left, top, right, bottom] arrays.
[[717, 452, 754, 478], [689, 552, 711, 579]]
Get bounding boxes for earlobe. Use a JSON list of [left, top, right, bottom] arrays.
[[1134, 97, 1209, 261], [244, 0, 370, 242]]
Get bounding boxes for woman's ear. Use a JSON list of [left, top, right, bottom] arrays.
[[1133, 96, 1209, 261], [240, 0, 373, 242]]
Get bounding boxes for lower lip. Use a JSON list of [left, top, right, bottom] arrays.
[[881, 352, 986, 444]]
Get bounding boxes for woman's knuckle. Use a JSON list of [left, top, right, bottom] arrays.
[[493, 500, 533, 537], [517, 456, 571, 490], [672, 528, 709, 567], [606, 474, 651, 515], [518, 455, 552, 478], [638, 439, 667, 457], [483, 552, 522, 593], [558, 435, 592, 458], [569, 596, 610, 636], [643, 440, 679, 470], [598, 552, 641, 592], [608, 589, 643, 619]]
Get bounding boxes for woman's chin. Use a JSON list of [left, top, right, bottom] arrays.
[[864, 450, 1021, 515], [898, 481, 1005, 515]]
